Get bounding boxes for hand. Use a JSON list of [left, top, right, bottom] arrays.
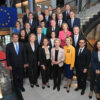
[[38, 61, 40, 66], [24, 64, 29, 68], [52, 61, 56, 64], [83, 69, 87, 73], [8, 66, 12, 71], [42, 65, 46, 70], [96, 70, 99, 74], [70, 67, 73, 70]]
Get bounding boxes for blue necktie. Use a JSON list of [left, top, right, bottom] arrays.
[[16, 43, 19, 55], [38, 35, 41, 44]]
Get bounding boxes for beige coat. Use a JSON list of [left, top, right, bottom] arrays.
[[51, 47, 65, 67]]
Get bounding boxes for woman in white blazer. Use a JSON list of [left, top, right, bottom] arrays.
[[51, 38, 65, 91]]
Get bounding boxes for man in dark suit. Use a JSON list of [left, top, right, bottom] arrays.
[[37, 14, 44, 26], [36, 26, 45, 78], [34, 6, 45, 21], [6, 33, 27, 92], [47, 20, 60, 39], [63, 4, 71, 22], [27, 12, 38, 33], [75, 38, 91, 95], [36, 26, 45, 47], [71, 26, 83, 48], [44, 9, 51, 28], [24, 22, 33, 35], [48, 5, 53, 17], [67, 11, 80, 32], [57, 13, 64, 30], [22, 8, 30, 26]]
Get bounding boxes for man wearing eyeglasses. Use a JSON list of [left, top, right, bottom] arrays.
[[75, 38, 91, 95]]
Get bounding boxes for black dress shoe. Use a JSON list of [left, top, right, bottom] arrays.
[[57, 87, 60, 91], [35, 84, 39, 87], [53, 86, 56, 90], [67, 90, 70, 93], [75, 87, 80, 91], [81, 90, 85, 95], [30, 84, 34, 88], [97, 98, 100, 100], [89, 95, 92, 99], [47, 85, 50, 88], [42, 86, 45, 89], [21, 87, 25, 92]]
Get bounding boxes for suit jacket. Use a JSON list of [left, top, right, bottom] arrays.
[[75, 47, 91, 70], [27, 19, 38, 33], [34, 12, 45, 21], [67, 18, 80, 32], [51, 47, 65, 67], [23, 14, 29, 25], [47, 26, 60, 39], [6, 42, 27, 68], [39, 46, 51, 66], [71, 33, 83, 48], [91, 51, 100, 70], [63, 10, 71, 22], [44, 15, 51, 28], [25, 42, 39, 66], [36, 33, 45, 47], [56, 19, 64, 30]]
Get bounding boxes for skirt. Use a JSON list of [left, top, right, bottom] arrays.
[[64, 64, 73, 79]]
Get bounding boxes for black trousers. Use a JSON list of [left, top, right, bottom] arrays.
[[28, 63, 38, 84], [90, 68, 96, 91], [53, 64, 62, 88], [12, 66, 24, 89], [96, 74, 100, 93], [76, 68, 87, 90], [41, 60, 51, 84]]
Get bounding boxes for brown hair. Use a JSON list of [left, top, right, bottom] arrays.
[[93, 40, 100, 51]]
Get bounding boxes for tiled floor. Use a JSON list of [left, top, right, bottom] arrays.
[[22, 78, 97, 100]]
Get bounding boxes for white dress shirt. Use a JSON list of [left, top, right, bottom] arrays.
[[13, 42, 19, 51]]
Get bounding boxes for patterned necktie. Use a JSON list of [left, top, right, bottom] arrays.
[[16, 43, 19, 55]]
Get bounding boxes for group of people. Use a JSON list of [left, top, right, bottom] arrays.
[[6, 4, 100, 100]]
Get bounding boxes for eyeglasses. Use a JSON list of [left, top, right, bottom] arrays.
[[79, 42, 85, 44]]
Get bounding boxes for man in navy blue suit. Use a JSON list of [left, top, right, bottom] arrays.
[[27, 12, 38, 33], [6, 33, 28, 92], [63, 4, 71, 22], [67, 11, 80, 32]]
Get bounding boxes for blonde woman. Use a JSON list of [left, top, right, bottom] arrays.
[[64, 37, 75, 92], [59, 23, 72, 48], [51, 38, 65, 91]]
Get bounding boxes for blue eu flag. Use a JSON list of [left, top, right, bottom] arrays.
[[0, 7, 17, 28]]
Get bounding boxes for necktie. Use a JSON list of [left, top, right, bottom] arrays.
[[71, 19, 74, 27], [38, 35, 41, 44], [16, 43, 19, 55], [79, 49, 82, 56], [58, 20, 61, 27], [74, 36, 78, 47]]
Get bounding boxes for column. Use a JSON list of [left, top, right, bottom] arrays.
[[6, 0, 10, 7], [28, 0, 33, 12], [51, 0, 56, 9], [77, 0, 82, 13]]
